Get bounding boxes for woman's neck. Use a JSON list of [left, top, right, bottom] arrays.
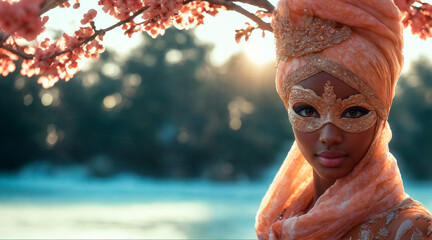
[[307, 171, 336, 212]]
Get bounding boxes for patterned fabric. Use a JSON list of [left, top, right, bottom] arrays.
[[342, 198, 432, 240], [255, 0, 431, 239]]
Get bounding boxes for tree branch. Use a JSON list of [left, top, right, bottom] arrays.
[[1, 44, 32, 59], [205, 0, 273, 32], [39, 0, 69, 15], [1, 0, 274, 65], [230, 0, 275, 13], [0, 6, 150, 60], [44, 6, 149, 60]]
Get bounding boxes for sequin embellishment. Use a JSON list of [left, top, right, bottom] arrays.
[[280, 54, 387, 120], [288, 82, 378, 133], [272, 10, 351, 62], [350, 198, 432, 240]]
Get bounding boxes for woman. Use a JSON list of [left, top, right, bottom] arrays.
[[255, 0, 432, 239]]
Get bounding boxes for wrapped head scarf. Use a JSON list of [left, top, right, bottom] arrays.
[[255, 0, 409, 239]]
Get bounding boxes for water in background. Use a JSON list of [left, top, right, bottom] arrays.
[[1, 162, 432, 239]]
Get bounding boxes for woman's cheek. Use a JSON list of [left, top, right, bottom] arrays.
[[293, 129, 318, 159]]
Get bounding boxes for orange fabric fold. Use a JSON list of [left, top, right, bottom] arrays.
[[255, 0, 408, 239]]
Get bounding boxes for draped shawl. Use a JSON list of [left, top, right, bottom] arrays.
[[255, 0, 408, 239]]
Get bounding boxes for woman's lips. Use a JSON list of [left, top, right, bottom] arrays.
[[316, 151, 347, 167]]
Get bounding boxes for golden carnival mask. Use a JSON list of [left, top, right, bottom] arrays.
[[288, 81, 378, 133]]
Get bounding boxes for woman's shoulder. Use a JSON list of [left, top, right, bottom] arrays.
[[342, 198, 432, 240]]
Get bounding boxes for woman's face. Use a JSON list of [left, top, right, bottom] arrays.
[[290, 72, 376, 180]]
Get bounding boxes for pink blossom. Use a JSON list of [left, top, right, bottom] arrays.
[[0, 49, 18, 76], [0, 0, 223, 87], [0, 0, 48, 41], [81, 9, 98, 25], [394, 0, 418, 12], [402, 2, 432, 40]]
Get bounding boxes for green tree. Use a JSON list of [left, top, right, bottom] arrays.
[[389, 56, 432, 180], [0, 29, 293, 181]]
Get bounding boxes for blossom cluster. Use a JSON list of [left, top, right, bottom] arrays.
[[144, 0, 224, 38], [2, 0, 432, 88], [81, 9, 97, 25], [394, 0, 418, 12], [0, 2, 104, 88], [175, 1, 222, 29], [402, 2, 432, 40], [119, 0, 184, 38], [0, 0, 48, 41], [0, 0, 225, 88], [97, 0, 223, 38], [20, 25, 104, 88], [235, 10, 271, 43], [0, 48, 18, 77], [235, 23, 255, 43], [98, 0, 146, 20]]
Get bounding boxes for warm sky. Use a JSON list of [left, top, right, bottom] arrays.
[[44, 1, 432, 72]]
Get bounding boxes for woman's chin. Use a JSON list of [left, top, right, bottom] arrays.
[[314, 166, 352, 181]]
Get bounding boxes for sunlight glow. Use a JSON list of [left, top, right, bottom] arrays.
[[402, 27, 432, 72], [41, 0, 430, 74], [82, 72, 100, 88], [41, 93, 53, 106], [124, 74, 142, 87], [23, 94, 33, 106], [0, 202, 211, 238], [39, 88, 60, 107], [46, 124, 58, 147], [406, 75, 420, 88], [165, 49, 183, 65], [228, 97, 254, 131], [103, 93, 122, 110], [142, 54, 157, 67], [122, 74, 142, 97], [242, 34, 276, 65], [102, 62, 121, 79], [229, 118, 242, 131], [14, 77, 25, 90]]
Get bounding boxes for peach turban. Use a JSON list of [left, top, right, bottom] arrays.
[[255, 0, 409, 239]]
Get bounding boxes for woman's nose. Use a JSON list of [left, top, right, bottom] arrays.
[[319, 123, 343, 146]]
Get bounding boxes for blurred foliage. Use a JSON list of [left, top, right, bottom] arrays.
[[2, 29, 432, 180], [389, 56, 432, 180], [0, 29, 292, 181]]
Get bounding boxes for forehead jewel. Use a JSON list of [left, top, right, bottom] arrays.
[[323, 80, 336, 104]]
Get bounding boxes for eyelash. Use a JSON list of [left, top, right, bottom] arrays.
[[342, 107, 370, 118], [294, 105, 320, 118], [293, 105, 370, 118]]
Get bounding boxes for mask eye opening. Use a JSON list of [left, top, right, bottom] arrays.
[[293, 104, 320, 118], [341, 106, 371, 119]]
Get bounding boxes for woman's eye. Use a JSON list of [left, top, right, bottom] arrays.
[[342, 107, 370, 118], [294, 105, 319, 118]]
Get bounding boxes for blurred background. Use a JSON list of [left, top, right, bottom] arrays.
[[1, 2, 432, 238]]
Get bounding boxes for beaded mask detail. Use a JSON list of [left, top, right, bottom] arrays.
[[288, 81, 378, 133], [280, 54, 388, 120], [272, 10, 351, 62]]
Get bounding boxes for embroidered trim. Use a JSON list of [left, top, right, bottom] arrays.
[[411, 228, 425, 240], [280, 54, 387, 120], [352, 198, 432, 240], [288, 84, 378, 133], [272, 10, 351, 62], [280, 63, 321, 99]]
